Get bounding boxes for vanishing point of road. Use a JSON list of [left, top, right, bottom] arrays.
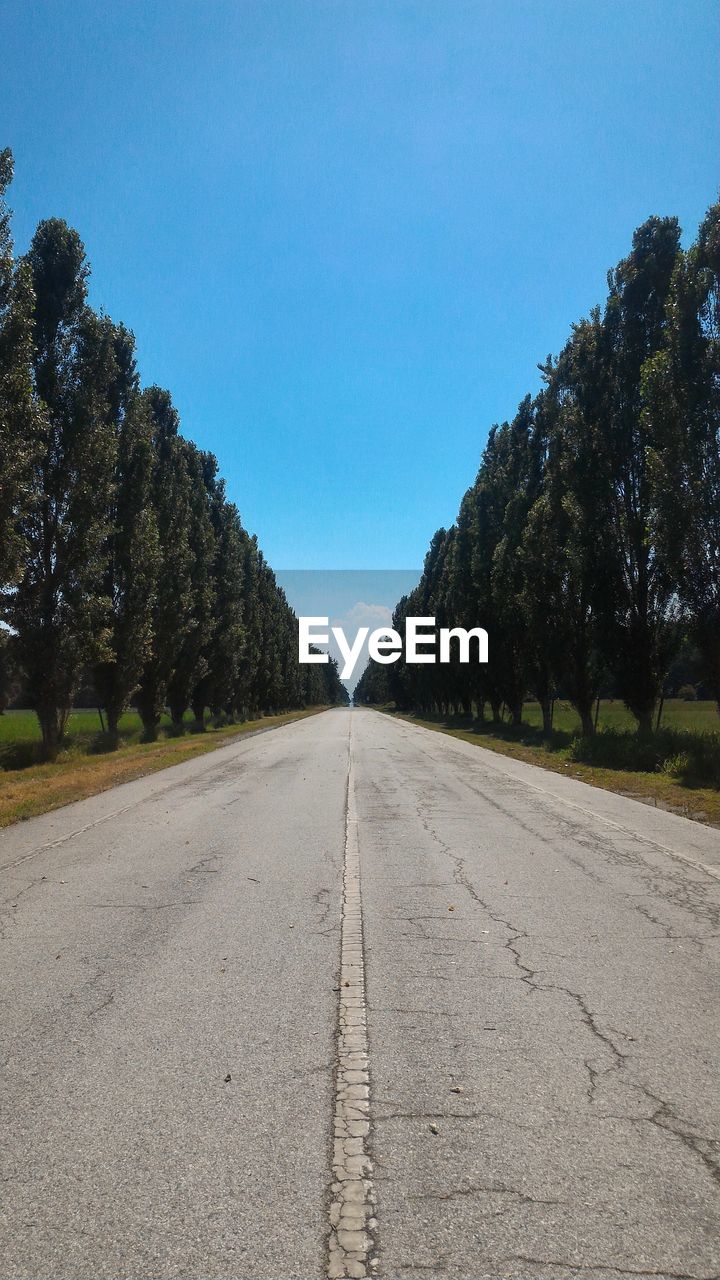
[[1, 707, 719, 1279]]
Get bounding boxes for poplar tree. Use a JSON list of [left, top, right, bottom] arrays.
[[645, 202, 720, 712], [191, 473, 244, 723], [135, 387, 193, 739], [11, 222, 115, 757], [447, 490, 488, 719], [531, 320, 610, 734], [467, 457, 505, 724], [487, 411, 533, 726], [597, 217, 683, 732], [253, 559, 287, 713], [166, 443, 216, 727], [518, 392, 569, 735], [421, 528, 454, 715], [233, 531, 262, 717], [93, 324, 160, 746], [0, 148, 36, 590]]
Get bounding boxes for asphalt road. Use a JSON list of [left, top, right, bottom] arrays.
[[1, 706, 719, 1279]]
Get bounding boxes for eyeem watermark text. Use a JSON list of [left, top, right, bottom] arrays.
[[299, 616, 488, 680]]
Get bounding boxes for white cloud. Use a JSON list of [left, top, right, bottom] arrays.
[[331, 600, 393, 630], [324, 601, 397, 691]]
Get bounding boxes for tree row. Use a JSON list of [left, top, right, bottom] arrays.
[[0, 150, 346, 757], [356, 204, 720, 734]]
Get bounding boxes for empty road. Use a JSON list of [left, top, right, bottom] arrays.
[[1, 707, 719, 1279]]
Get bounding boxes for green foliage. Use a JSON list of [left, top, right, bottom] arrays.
[[0, 150, 339, 755], [568, 727, 720, 787], [7, 220, 116, 758], [354, 659, 390, 706], [644, 202, 720, 711], [302, 647, 349, 707], [0, 628, 21, 712], [0, 150, 37, 589], [92, 327, 160, 745], [197, 482, 245, 720], [360, 205, 719, 741], [597, 216, 684, 731], [165, 441, 217, 726], [134, 386, 194, 739]]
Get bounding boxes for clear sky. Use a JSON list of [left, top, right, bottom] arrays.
[[2, 0, 718, 569]]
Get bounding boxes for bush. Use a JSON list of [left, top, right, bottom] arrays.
[[569, 727, 720, 786], [659, 751, 692, 780], [678, 684, 697, 701]]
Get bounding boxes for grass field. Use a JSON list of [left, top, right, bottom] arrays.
[[386, 698, 720, 828], [0, 706, 326, 829], [0, 707, 213, 767], [519, 697, 720, 734]]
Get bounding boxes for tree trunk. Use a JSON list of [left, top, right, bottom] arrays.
[[136, 678, 162, 742], [579, 708, 595, 736], [140, 711, 159, 741], [191, 698, 206, 729], [106, 706, 120, 751], [636, 708, 654, 736], [169, 700, 186, 730], [539, 696, 552, 736], [655, 694, 665, 732], [508, 700, 523, 727], [491, 699, 502, 724], [572, 693, 596, 737], [36, 706, 61, 761]]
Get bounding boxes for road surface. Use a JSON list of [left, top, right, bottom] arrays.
[[1, 707, 719, 1279]]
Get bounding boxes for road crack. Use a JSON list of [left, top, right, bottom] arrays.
[[417, 804, 720, 1189], [412, 1182, 563, 1208], [495, 1255, 718, 1279]]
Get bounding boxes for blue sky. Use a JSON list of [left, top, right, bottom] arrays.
[[2, 0, 718, 570]]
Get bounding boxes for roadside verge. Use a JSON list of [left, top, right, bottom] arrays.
[[0, 708, 327, 830], [382, 709, 720, 829]]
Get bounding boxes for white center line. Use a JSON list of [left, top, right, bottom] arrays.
[[327, 718, 378, 1279]]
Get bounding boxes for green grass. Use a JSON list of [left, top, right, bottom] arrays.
[[0, 707, 203, 768], [519, 697, 719, 735], [384, 699, 720, 828], [495, 700, 720, 787]]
